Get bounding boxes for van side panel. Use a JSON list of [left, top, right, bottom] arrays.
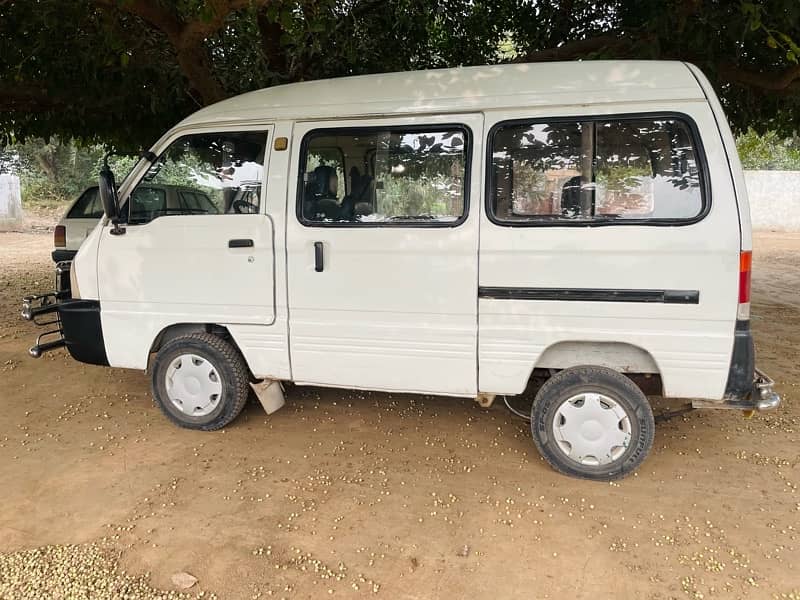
[[478, 101, 740, 400], [99, 214, 277, 370], [285, 115, 483, 396], [684, 63, 752, 252]]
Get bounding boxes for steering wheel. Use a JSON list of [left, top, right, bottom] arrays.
[[232, 199, 258, 214]]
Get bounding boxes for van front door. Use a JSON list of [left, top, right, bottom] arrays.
[[98, 127, 277, 371], [286, 115, 482, 396]]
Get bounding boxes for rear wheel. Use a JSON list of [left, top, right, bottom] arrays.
[[151, 332, 250, 431], [530, 366, 655, 481]]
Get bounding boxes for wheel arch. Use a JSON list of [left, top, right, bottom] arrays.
[[531, 341, 664, 396], [148, 323, 239, 368]]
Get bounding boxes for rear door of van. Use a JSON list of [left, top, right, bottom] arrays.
[[478, 105, 741, 401]]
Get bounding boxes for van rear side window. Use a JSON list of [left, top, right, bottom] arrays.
[[489, 115, 707, 225]]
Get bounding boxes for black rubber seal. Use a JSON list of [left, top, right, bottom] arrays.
[[478, 287, 700, 304]]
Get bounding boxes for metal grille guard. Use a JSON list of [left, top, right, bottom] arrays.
[[21, 291, 69, 357]]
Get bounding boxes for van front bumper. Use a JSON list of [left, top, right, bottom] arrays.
[[22, 262, 108, 365], [22, 295, 109, 365]]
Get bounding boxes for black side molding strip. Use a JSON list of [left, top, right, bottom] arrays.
[[478, 287, 700, 304]]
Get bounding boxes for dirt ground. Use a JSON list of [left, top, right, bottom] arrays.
[[0, 231, 798, 600]]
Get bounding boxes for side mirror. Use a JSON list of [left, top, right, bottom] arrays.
[[99, 163, 125, 235], [98, 164, 118, 220]]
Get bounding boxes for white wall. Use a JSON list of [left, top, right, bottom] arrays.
[[0, 174, 23, 227], [744, 170, 800, 232]]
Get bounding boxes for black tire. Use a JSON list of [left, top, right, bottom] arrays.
[[530, 365, 655, 481], [151, 332, 250, 431]]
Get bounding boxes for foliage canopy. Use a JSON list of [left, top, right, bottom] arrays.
[[1, 0, 799, 149]]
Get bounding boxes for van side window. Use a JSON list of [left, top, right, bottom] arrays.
[[489, 116, 706, 225], [127, 131, 267, 224], [299, 126, 469, 225]]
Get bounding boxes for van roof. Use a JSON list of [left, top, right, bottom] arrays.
[[179, 61, 705, 128]]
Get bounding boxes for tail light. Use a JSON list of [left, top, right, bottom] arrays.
[[54, 225, 66, 248], [738, 250, 752, 320]]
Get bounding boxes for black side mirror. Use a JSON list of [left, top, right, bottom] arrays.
[[99, 161, 125, 235], [99, 164, 118, 219]]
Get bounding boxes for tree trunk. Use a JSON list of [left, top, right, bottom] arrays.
[[175, 42, 227, 105], [35, 151, 58, 182], [257, 7, 288, 77]]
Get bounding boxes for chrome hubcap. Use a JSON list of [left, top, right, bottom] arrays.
[[165, 354, 222, 417], [552, 392, 632, 466]]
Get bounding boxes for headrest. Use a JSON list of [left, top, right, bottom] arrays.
[[311, 165, 337, 197]]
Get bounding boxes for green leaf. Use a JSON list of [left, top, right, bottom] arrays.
[[767, 36, 778, 49], [120, 52, 129, 67]]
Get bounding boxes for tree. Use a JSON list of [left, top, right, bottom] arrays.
[[736, 128, 800, 169], [1, 0, 798, 150]]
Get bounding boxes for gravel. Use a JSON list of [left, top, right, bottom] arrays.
[[0, 542, 214, 600]]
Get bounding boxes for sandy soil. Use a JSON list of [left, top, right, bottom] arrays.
[[0, 231, 798, 599]]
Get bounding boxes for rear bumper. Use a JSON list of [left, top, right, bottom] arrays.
[[692, 368, 780, 411], [691, 319, 780, 412]]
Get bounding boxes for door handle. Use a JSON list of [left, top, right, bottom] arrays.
[[314, 241, 324, 272], [228, 239, 254, 248]]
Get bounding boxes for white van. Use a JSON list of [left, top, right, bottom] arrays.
[[23, 61, 780, 480]]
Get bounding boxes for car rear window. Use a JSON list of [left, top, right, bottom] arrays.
[[67, 188, 104, 219], [128, 187, 168, 224]]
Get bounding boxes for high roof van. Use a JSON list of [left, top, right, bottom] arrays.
[[23, 61, 780, 480]]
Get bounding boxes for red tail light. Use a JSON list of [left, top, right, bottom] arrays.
[[738, 251, 752, 305], [54, 225, 66, 248]]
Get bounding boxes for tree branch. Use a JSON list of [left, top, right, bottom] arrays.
[[0, 82, 125, 113], [93, 0, 182, 39], [256, 5, 288, 77], [521, 35, 624, 62], [181, 0, 262, 46], [93, 0, 270, 105], [0, 83, 65, 112], [719, 63, 800, 92]]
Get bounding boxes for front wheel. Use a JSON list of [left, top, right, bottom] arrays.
[[151, 332, 250, 431], [530, 366, 655, 481]]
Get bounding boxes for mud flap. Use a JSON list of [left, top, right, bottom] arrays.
[[249, 379, 286, 415]]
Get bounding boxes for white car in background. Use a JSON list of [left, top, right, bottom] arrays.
[[52, 184, 219, 262], [52, 187, 103, 263]]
